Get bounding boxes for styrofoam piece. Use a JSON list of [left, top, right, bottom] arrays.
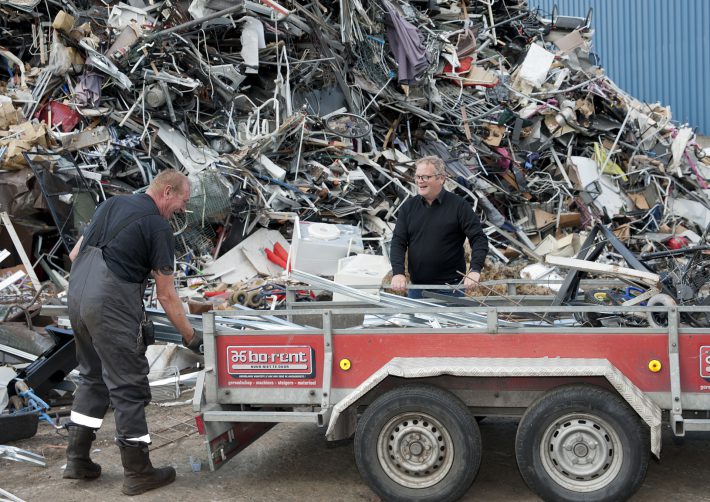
[[519, 43, 554, 88], [258, 154, 286, 181], [520, 262, 565, 292], [291, 221, 363, 276], [333, 254, 392, 302]]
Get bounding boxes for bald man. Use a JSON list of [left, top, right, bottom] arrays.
[[64, 170, 200, 495]]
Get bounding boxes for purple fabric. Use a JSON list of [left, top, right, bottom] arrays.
[[75, 72, 104, 107], [383, 1, 430, 84]]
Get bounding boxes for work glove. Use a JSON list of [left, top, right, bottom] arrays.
[[183, 328, 203, 354]]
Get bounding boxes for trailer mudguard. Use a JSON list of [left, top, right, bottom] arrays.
[[325, 357, 663, 457]]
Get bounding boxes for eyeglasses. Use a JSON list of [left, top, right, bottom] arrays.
[[415, 174, 441, 181]]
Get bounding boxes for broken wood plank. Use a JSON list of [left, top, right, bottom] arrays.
[[545, 255, 660, 287], [0, 212, 41, 292]]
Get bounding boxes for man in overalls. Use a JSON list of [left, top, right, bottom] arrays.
[[62, 169, 202, 496]]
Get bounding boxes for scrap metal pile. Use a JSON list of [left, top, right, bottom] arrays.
[[1, 0, 709, 320]]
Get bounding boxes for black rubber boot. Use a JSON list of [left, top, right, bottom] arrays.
[[63, 425, 102, 479], [119, 444, 176, 496]]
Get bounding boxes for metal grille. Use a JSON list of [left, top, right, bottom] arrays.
[[149, 407, 199, 452], [172, 171, 231, 258]]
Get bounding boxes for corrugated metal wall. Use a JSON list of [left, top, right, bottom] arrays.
[[528, 0, 710, 134]]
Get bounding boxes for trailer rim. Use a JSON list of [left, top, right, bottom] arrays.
[[377, 411, 454, 488], [539, 412, 623, 492]]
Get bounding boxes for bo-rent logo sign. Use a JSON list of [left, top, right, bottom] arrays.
[[226, 345, 315, 379]]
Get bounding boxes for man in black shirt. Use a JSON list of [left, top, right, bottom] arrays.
[[63, 170, 201, 496], [390, 155, 488, 298]]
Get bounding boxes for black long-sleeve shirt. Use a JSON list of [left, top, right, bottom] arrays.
[[390, 190, 488, 285]]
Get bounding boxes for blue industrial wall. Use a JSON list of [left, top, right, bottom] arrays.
[[528, 0, 710, 134]]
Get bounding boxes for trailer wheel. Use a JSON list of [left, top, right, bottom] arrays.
[[515, 385, 649, 502], [354, 384, 481, 502]]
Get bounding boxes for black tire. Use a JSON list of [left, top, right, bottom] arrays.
[[515, 384, 649, 502], [567, 301, 603, 327], [354, 384, 481, 502]]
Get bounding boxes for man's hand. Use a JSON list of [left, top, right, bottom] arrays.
[[391, 274, 408, 292], [182, 328, 203, 354], [464, 271, 480, 292]]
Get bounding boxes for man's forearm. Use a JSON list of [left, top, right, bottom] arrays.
[[69, 236, 84, 262], [154, 273, 194, 339], [158, 293, 194, 338]]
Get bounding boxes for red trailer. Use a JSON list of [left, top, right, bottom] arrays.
[[192, 292, 710, 502]]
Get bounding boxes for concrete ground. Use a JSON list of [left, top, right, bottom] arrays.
[[1, 400, 710, 501]]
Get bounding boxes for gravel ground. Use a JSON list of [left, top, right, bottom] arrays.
[[2, 400, 710, 501]]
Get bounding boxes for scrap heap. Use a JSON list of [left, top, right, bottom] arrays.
[[0, 0, 708, 313]]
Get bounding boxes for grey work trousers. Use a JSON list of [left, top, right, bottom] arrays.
[[67, 245, 152, 442]]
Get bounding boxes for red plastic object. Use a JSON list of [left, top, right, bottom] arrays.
[[36, 100, 81, 132], [273, 242, 289, 261], [665, 236, 689, 250], [204, 290, 227, 298], [265, 248, 287, 269], [194, 415, 205, 435], [442, 56, 473, 75]]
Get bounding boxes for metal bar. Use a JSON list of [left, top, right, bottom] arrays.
[[639, 245, 710, 261], [0, 487, 25, 502], [208, 304, 699, 317], [203, 410, 322, 423], [0, 343, 37, 362], [599, 109, 632, 175], [598, 224, 653, 273], [679, 419, 710, 432], [379, 292, 494, 326], [290, 269, 496, 327], [487, 308, 497, 334], [203, 312, 218, 405], [321, 311, 333, 409], [192, 369, 206, 413], [668, 308, 684, 436], [550, 224, 603, 306]]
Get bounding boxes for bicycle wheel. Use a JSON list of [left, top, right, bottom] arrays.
[[324, 113, 372, 138]]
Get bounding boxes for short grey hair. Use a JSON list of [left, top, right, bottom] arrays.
[[415, 156, 446, 176], [149, 169, 189, 195]]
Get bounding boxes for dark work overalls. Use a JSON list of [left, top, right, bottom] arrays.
[[68, 208, 154, 443]]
